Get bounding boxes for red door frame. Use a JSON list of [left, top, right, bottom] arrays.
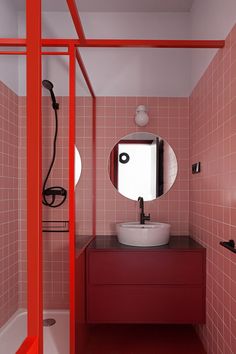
[[0, 1, 226, 353]]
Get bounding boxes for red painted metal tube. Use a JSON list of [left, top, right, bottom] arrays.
[[66, 0, 85, 41], [41, 52, 69, 55], [0, 51, 26, 55], [0, 52, 68, 56], [80, 39, 225, 48], [41, 38, 225, 48], [92, 97, 97, 236], [69, 44, 76, 354], [75, 49, 95, 98], [0, 38, 26, 46], [26, 0, 43, 353], [42, 39, 80, 47], [16, 337, 38, 354], [0, 38, 225, 49]]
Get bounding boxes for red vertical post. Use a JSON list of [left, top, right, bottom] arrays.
[[69, 44, 76, 354], [92, 97, 96, 236], [26, 0, 42, 353]]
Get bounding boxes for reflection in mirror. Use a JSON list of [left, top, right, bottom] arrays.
[[109, 132, 178, 201], [75, 146, 82, 186]]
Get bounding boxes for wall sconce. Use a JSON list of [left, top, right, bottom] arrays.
[[135, 105, 149, 126]]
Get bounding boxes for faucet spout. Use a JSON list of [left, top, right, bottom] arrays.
[[138, 196, 150, 224]]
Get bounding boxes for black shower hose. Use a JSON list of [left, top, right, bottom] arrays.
[[42, 107, 67, 208]]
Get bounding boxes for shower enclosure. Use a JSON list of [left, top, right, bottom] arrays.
[[0, 1, 96, 353]]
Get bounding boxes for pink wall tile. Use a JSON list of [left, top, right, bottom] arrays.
[[0, 81, 18, 327], [18, 95, 93, 310], [95, 96, 189, 235], [189, 23, 236, 354]]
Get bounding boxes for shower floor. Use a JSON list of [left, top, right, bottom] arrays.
[[0, 309, 69, 354]]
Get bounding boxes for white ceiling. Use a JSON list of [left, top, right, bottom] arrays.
[[4, 0, 236, 96], [16, 0, 194, 13]]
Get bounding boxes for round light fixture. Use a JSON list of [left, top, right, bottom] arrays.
[[135, 105, 149, 127]]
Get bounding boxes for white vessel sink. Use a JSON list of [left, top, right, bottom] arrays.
[[116, 221, 170, 247]]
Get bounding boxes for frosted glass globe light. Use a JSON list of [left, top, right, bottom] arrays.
[[135, 105, 149, 126]]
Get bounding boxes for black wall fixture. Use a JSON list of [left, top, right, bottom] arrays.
[[119, 152, 130, 164], [192, 162, 201, 174], [220, 239, 236, 253]]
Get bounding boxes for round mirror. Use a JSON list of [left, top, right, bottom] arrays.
[[108, 132, 178, 201], [75, 146, 82, 187]]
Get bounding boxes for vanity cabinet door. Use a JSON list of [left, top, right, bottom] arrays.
[[88, 251, 204, 285], [86, 249, 206, 324], [87, 285, 204, 324]]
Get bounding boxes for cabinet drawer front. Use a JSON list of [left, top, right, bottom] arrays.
[[88, 252, 204, 285], [87, 285, 205, 324]]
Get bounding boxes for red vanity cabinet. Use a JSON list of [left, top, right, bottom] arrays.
[[86, 236, 206, 324]]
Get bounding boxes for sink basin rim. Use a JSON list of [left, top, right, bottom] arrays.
[[116, 221, 171, 247]]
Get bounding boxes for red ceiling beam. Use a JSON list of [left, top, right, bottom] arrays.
[[66, 0, 86, 41], [0, 38, 26, 46], [41, 38, 225, 48], [76, 49, 95, 98], [42, 39, 79, 47], [0, 51, 26, 55], [81, 39, 225, 48], [0, 38, 225, 49]]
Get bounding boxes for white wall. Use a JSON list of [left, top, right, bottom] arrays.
[[190, 0, 236, 92], [3, 3, 236, 96], [18, 11, 191, 96], [18, 11, 90, 96], [80, 12, 191, 97], [0, 0, 19, 94]]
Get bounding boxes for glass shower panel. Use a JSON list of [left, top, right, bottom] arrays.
[[42, 54, 70, 354]]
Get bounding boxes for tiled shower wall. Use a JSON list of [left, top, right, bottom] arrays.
[[96, 96, 189, 235], [18, 96, 93, 309], [0, 81, 18, 327], [190, 24, 236, 354]]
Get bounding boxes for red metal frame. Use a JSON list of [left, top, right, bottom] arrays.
[[0, 38, 225, 48], [69, 44, 76, 354], [16, 337, 38, 354], [26, 0, 43, 353], [78, 39, 225, 48], [66, 0, 85, 41], [0, 51, 27, 55], [92, 97, 97, 236]]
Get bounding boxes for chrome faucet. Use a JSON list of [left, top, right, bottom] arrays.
[[138, 197, 150, 224]]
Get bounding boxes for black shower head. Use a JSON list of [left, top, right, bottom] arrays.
[[42, 80, 54, 91], [42, 80, 59, 110]]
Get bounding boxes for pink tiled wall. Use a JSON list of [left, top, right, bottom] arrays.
[[190, 24, 236, 354], [18, 97, 26, 308], [18, 97, 70, 309], [75, 96, 93, 235], [18, 95, 93, 309], [0, 81, 18, 327], [96, 96, 189, 235]]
